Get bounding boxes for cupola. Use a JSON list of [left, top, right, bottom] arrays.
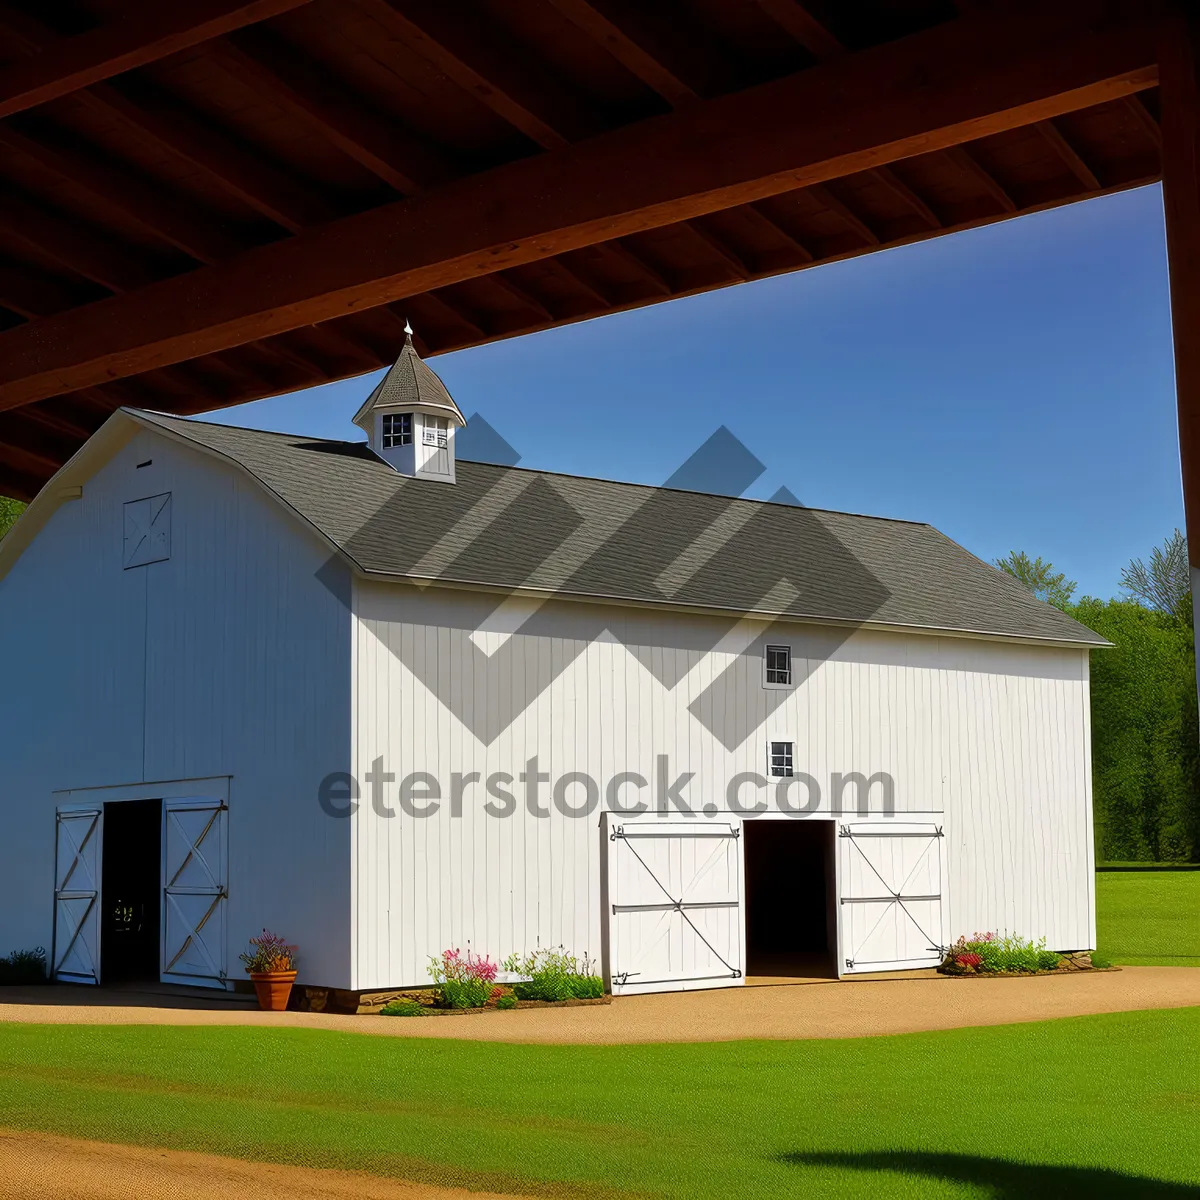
[[352, 325, 466, 483]]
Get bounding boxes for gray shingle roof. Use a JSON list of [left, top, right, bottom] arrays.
[[131, 410, 1107, 647]]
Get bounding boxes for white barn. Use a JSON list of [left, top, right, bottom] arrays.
[[0, 336, 1106, 999]]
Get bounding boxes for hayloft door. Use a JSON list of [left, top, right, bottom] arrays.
[[161, 798, 228, 988]]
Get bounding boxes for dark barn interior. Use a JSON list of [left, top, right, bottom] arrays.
[[100, 797, 162, 983]]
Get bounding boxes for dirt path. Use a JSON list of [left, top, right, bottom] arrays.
[[0, 966, 1197, 1044], [0, 1129, 539, 1200]]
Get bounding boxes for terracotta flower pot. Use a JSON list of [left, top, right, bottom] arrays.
[[250, 969, 297, 1012]]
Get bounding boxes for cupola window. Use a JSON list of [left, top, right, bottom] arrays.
[[422, 416, 448, 448], [382, 413, 412, 448]]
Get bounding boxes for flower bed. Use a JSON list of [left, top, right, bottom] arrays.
[[502, 947, 604, 1002], [938, 933, 1115, 977], [376, 944, 610, 1016]]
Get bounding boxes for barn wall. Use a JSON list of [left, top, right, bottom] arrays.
[[0, 428, 353, 986], [350, 582, 1095, 990]]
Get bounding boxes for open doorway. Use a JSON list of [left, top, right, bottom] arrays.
[[743, 818, 836, 979], [100, 798, 162, 983]]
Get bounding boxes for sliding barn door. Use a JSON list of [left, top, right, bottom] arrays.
[[606, 818, 744, 995], [53, 808, 102, 983], [838, 822, 946, 974], [162, 798, 228, 988]]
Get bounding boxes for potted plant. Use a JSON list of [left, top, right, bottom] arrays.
[[240, 930, 298, 1011]]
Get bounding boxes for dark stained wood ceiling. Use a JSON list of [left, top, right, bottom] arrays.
[[0, 0, 1167, 499]]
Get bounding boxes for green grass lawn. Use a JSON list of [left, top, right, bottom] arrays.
[[0, 1010, 1198, 1197], [1096, 869, 1200, 966]]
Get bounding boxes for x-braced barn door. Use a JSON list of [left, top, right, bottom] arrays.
[[162, 798, 228, 988], [53, 808, 102, 983], [838, 822, 946, 974], [606, 819, 744, 994]]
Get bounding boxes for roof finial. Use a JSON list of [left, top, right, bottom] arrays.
[[404, 318, 414, 338]]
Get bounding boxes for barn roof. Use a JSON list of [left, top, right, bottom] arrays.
[[125, 409, 1106, 648]]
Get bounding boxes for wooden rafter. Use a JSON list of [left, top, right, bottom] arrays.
[[755, 0, 1009, 224], [357, 0, 604, 149], [871, 165, 942, 229], [0, 190, 162, 292], [751, 0, 847, 62], [546, 0, 738, 108], [98, 77, 336, 234], [0, 0, 1160, 411], [1034, 118, 1101, 190], [0, 0, 326, 241], [215, 29, 458, 194], [0, 0, 315, 120], [0, 261, 85, 319], [941, 145, 1017, 212], [1125, 92, 1163, 148], [601, 241, 674, 295], [686, 221, 752, 279], [805, 183, 880, 246], [487, 274, 557, 322], [0, 120, 239, 264]]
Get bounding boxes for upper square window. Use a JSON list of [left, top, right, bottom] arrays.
[[382, 413, 412, 447], [769, 741, 794, 778], [765, 644, 791, 686]]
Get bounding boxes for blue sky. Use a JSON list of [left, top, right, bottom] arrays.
[[213, 183, 1181, 601]]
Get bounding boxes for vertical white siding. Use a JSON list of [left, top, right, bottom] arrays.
[[0, 430, 353, 985], [351, 583, 1095, 989]]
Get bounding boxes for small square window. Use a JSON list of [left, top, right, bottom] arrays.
[[769, 741, 793, 778], [422, 416, 448, 447], [382, 413, 412, 448], [765, 644, 791, 686]]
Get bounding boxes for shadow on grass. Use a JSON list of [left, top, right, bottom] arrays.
[[779, 1151, 1200, 1196]]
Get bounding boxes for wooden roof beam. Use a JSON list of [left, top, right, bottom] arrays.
[[806, 183, 880, 246], [0, 260, 86, 320], [0, 0, 1160, 410], [0, 7, 270, 254], [402, 293, 487, 343], [744, 204, 815, 263], [0, 120, 243, 264], [1035, 118, 1102, 189], [1125, 92, 1163, 148], [0, 433, 63, 477], [751, 0, 847, 62], [871, 165, 942, 229], [755, 1, 1008, 221], [0, 411, 79, 466], [941, 144, 1017, 212], [601, 241, 674, 295], [686, 221, 752, 279], [547, 0, 739, 108], [98, 77, 337, 234], [356, 0, 605, 149], [12, 404, 92, 442], [0, 0, 315, 120], [0, 190, 162, 292], [0, 462, 45, 501], [215, 28, 458, 194]]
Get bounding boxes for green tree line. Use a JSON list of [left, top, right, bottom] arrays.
[[997, 532, 1200, 863], [0, 497, 22, 540]]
